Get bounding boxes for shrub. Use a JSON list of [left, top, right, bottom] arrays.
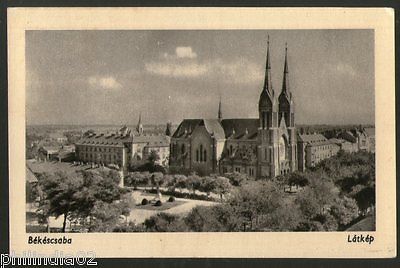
[[155, 200, 162, 207], [141, 198, 149, 205], [168, 196, 175, 202]]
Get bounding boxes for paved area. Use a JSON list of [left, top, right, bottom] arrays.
[[127, 191, 218, 224]]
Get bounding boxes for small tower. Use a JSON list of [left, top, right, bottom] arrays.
[[217, 95, 223, 122], [136, 113, 144, 135], [165, 121, 172, 137]]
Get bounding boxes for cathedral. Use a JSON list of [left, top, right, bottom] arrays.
[[169, 38, 297, 178]]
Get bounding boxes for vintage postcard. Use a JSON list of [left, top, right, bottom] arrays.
[[7, 8, 395, 258]]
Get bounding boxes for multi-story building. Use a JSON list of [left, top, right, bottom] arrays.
[[170, 39, 297, 178], [75, 118, 171, 172], [297, 133, 340, 171]]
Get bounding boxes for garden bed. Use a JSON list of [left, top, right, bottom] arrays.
[[135, 200, 186, 211]]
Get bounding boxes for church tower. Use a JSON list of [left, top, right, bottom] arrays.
[[278, 44, 297, 172], [136, 113, 144, 135], [258, 36, 280, 178], [217, 95, 222, 122]]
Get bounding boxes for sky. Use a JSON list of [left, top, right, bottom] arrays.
[[26, 30, 374, 125]]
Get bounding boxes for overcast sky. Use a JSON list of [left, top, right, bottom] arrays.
[[26, 30, 374, 125]]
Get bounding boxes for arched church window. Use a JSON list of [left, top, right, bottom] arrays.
[[196, 149, 199, 162], [230, 145, 233, 156], [181, 144, 185, 154], [279, 136, 287, 162], [204, 150, 207, 162], [200, 144, 203, 162]]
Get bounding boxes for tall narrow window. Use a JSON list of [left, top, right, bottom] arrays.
[[264, 148, 267, 160], [181, 144, 185, 154], [200, 145, 203, 162], [196, 149, 199, 162], [204, 150, 207, 162], [262, 113, 265, 129], [230, 145, 233, 156]]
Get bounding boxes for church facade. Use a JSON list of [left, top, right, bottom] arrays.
[[169, 39, 297, 179]]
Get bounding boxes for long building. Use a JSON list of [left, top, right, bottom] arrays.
[[75, 119, 170, 172]]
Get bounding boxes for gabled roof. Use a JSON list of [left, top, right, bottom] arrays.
[[202, 119, 226, 140], [76, 131, 132, 147], [364, 127, 375, 137], [26, 166, 38, 183], [298, 133, 327, 143], [172, 119, 202, 138], [221, 119, 259, 140]]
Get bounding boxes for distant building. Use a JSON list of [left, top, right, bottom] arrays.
[[48, 132, 68, 144], [328, 137, 358, 153], [38, 146, 61, 161], [297, 133, 339, 171], [363, 127, 375, 153], [170, 39, 297, 178], [337, 127, 373, 152]]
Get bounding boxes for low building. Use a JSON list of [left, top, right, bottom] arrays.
[[133, 134, 171, 167], [48, 132, 68, 144], [364, 127, 375, 153], [337, 127, 372, 152], [38, 146, 61, 161], [328, 138, 358, 153]]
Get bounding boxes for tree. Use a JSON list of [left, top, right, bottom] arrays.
[[151, 172, 164, 197], [353, 186, 375, 214], [330, 196, 359, 227], [288, 171, 309, 191], [184, 205, 240, 232], [38, 171, 83, 232], [144, 213, 185, 232], [200, 176, 216, 197], [224, 172, 248, 187], [213, 176, 231, 201], [186, 173, 201, 194], [38, 169, 126, 233], [174, 174, 187, 192], [148, 150, 160, 165], [228, 181, 284, 231]]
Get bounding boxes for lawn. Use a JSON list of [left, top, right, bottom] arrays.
[[135, 200, 186, 211]]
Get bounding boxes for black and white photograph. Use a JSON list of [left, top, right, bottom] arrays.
[[25, 29, 376, 233], [6, 7, 395, 259]]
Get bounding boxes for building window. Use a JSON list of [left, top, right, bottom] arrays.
[[200, 144, 203, 162], [181, 144, 185, 154], [235, 167, 240, 172], [230, 145, 233, 156], [196, 149, 199, 162], [204, 150, 207, 162]]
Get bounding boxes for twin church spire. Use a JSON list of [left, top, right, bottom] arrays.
[[262, 36, 290, 98], [218, 36, 292, 121]]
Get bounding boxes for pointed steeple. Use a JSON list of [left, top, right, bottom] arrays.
[[263, 35, 273, 94], [136, 112, 143, 135], [281, 43, 289, 95], [218, 95, 222, 121]]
